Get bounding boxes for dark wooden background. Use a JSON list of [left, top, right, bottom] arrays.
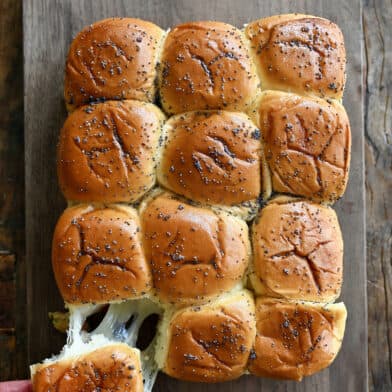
[[0, 0, 390, 390]]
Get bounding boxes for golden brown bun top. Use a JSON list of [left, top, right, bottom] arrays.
[[255, 90, 351, 203], [140, 191, 250, 305], [158, 110, 261, 206], [52, 204, 151, 304], [57, 100, 165, 203], [65, 18, 164, 111], [159, 21, 259, 114], [248, 298, 347, 381], [162, 290, 256, 382], [245, 14, 346, 99], [251, 197, 343, 302], [32, 344, 143, 392]]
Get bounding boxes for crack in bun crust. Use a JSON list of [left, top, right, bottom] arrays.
[[251, 198, 343, 302], [64, 18, 164, 111], [162, 291, 256, 382], [254, 91, 351, 203], [140, 192, 250, 305], [245, 15, 346, 99], [158, 110, 262, 206], [159, 21, 259, 114], [52, 204, 151, 304], [57, 100, 165, 203], [248, 299, 347, 381], [32, 344, 143, 392]]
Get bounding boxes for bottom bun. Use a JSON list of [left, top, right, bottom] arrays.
[[32, 343, 143, 392], [248, 298, 347, 381]]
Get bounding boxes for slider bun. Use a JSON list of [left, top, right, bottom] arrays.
[[248, 298, 347, 381], [245, 15, 346, 99], [156, 290, 256, 382], [52, 204, 151, 304], [57, 100, 165, 203], [64, 18, 164, 111], [157, 110, 264, 206], [254, 90, 351, 203], [251, 196, 343, 302], [32, 343, 143, 392], [159, 21, 259, 114], [140, 191, 250, 305]]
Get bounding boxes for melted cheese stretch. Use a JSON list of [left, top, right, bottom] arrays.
[[31, 297, 162, 392]]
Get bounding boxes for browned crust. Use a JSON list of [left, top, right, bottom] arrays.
[[32, 344, 143, 392], [57, 100, 165, 203], [64, 18, 164, 111], [248, 298, 346, 381], [245, 14, 346, 99], [46, 14, 351, 385], [251, 197, 343, 302], [158, 110, 262, 205], [140, 191, 250, 305], [159, 21, 259, 114], [255, 90, 351, 203], [163, 291, 256, 382], [52, 204, 151, 304]]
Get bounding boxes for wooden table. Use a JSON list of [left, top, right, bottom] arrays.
[[0, 0, 390, 390]]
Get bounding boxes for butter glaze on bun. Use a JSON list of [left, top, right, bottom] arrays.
[[245, 14, 346, 99], [32, 344, 143, 392], [65, 18, 164, 111], [254, 90, 351, 203], [52, 204, 151, 304], [156, 290, 256, 382], [251, 196, 343, 302], [159, 21, 259, 114], [248, 298, 347, 381], [140, 191, 250, 305], [158, 110, 263, 206], [57, 100, 165, 203], [42, 14, 350, 388]]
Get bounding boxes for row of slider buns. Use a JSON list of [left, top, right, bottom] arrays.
[[58, 13, 350, 207], [64, 14, 346, 112], [32, 191, 347, 388], [31, 13, 350, 391], [58, 92, 350, 210], [32, 291, 346, 389]]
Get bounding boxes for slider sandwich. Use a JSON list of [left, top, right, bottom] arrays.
[[32, 12, 351, 390], [32, 204, 162, 391]]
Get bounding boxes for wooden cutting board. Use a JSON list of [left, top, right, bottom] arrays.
[[23, 0, 367, 390]]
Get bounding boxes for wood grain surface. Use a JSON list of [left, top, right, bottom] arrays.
[[363, 1, 392, 391], [3, 0, 389, 390], [0, 0, 26, 381]]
